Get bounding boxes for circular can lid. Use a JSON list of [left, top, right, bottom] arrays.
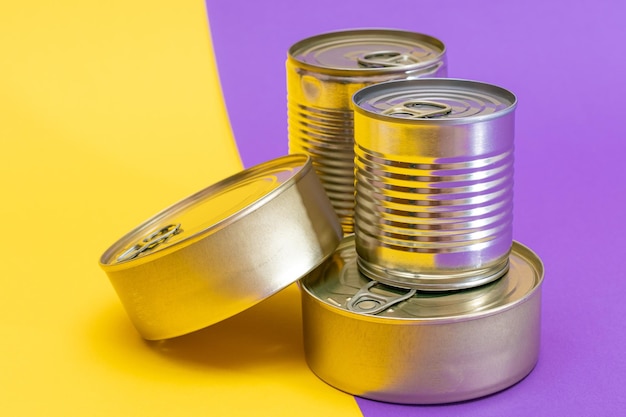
[[352, 78, 517, 124], [99, 154, 342, 340], [301, 235, 544, 321], [288, 28, 446, 75]]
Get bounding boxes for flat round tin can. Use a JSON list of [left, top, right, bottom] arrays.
[[352, 79, 517, 290], [100, 154, 342, 340], [300, 235, 544, 404]]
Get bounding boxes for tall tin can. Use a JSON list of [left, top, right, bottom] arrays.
[[352, 79, 517, 291], [287, 29, 447, 234]]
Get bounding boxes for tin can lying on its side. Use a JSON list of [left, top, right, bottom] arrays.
[[99, 155, 342, 340], [352, 78, 517, 291], [300, 235, 544, 404], [287, 28, 447, 234]]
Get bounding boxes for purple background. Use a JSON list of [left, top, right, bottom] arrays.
[[205, 1, 626, 415]]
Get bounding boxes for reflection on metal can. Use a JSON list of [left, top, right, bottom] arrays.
[[352, 78, 517, 291], [300, 235, 544, 404], [287, 29, 447, 234]]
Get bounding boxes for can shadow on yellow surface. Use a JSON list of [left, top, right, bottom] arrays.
[[148, 284, 305, 368], [89, 284, 305, 372]]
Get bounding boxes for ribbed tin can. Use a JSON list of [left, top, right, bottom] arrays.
[[300, 235, 544, 404], [287, 29, 447, 234], [352, 79, 517, 291]]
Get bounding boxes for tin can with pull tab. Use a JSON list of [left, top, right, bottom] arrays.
[[99, 155, 342, 340], [352, 78, 517, 291], [287, 28, 447, 234], [300, 235, 545, 404]]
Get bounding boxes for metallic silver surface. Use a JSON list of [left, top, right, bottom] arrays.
[[300, 235, 544, 404], [352, 78, 517, 290], [116, 223, 183, 262], [287, 29, 447, 234], [100, 155, 342, 340]]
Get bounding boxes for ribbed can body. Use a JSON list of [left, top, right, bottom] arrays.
[[352, 79, 517, 290], [287, 29, 447, 234]]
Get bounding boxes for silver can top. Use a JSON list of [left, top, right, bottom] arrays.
[[288, 28, 445, 75], [301, 236, 543, 321], [353, 78, 517, 123], [100, 157, 308, 268]]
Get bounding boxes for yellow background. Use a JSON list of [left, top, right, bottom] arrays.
[[0, 1, 360, 415]]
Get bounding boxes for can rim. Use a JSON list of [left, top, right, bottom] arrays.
[[352, 78, 518, 125], [288, 28, 446, 76], [99, 154, 313, 271], [300, 239, 544, 324]]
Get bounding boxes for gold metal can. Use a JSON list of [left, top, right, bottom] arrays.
[[99, 155, 342, 340], [352, 78, 517, 290], [300, 235, 544, 404], [287, 29, 447, 234]]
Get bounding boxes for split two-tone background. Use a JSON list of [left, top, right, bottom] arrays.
[[1, 1, 624, 415]]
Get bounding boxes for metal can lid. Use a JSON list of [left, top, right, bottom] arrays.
[[352, 78, 517, 124], [101, 156, 308, 269], [288, 28, 445, 75], [301, 235, 543, 322], [99, 154, 342, 339]]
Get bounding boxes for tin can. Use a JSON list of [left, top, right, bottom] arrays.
[[300, 235, 544, 404], [287, 29, 447, 234], [352, 79, 517, 290], [99, 155, 342, 340]]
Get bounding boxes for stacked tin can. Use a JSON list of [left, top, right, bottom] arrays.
[[353, 78, 516, 291], [287, 29, 447, 234], [290, 30, 545, 404]]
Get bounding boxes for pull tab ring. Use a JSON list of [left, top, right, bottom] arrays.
[[347, 281, 416, 315], [357, 50, 417, 68], [382, 100, 453, 119], [117, 223, 183, 262]]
